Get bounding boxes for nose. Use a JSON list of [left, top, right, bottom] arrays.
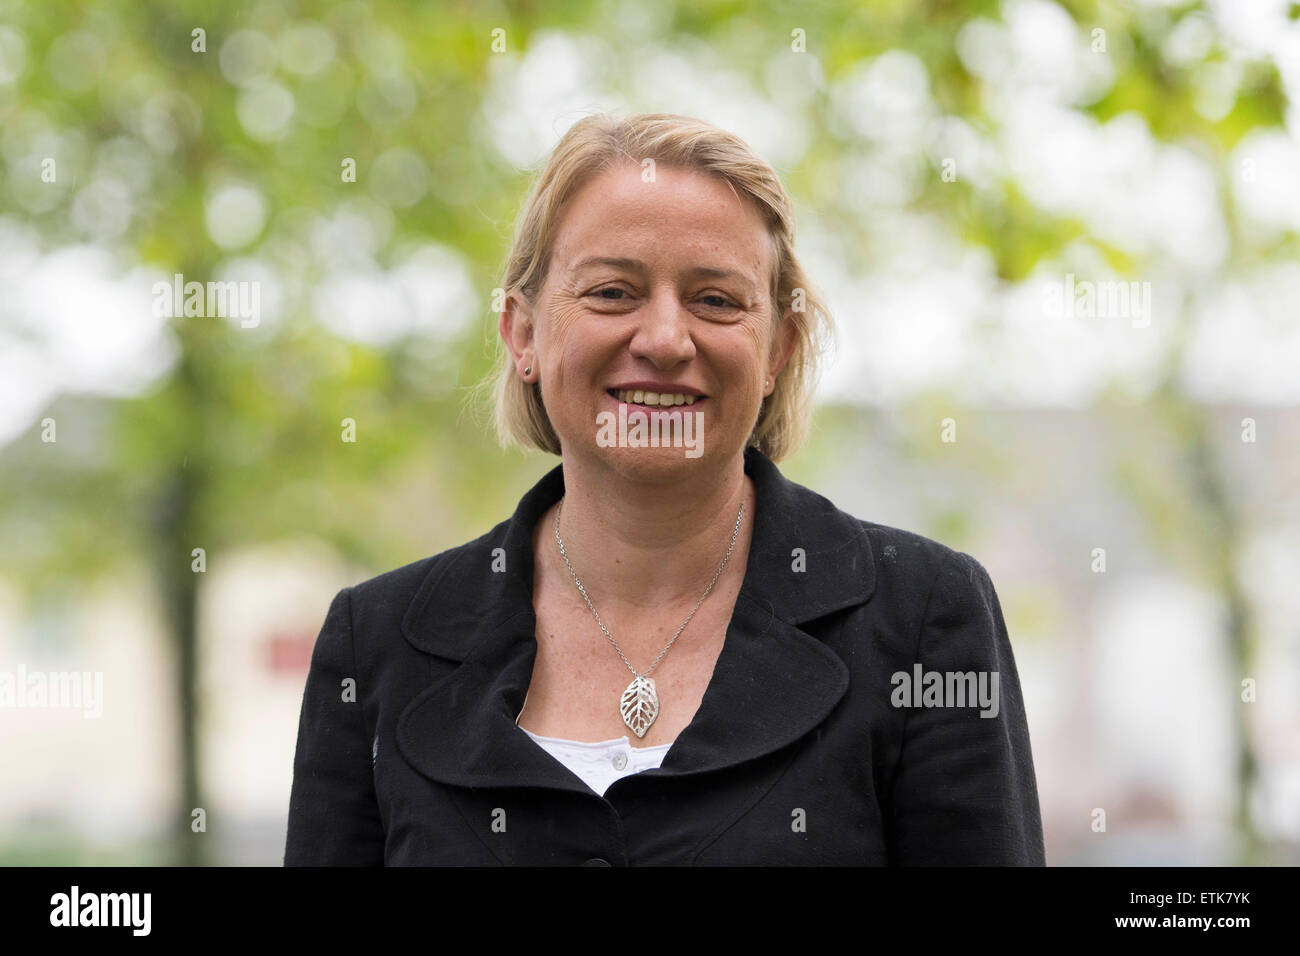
[[627, 288, 696, 368]]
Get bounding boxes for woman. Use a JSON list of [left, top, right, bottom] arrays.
[[284, 113, 1045, 866]]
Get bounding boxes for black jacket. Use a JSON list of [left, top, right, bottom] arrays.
[[285, 446, 1045, 865]]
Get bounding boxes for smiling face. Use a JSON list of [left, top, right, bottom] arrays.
[[503, 161, 794, 481]]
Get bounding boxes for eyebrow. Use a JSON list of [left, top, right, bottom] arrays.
[[569, 256, 757, 290]]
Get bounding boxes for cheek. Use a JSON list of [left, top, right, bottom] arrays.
[[540, 301, 614, 408], [536, 300, 584, 379], [546, 296, 586, 338], [715, 317, 772, 378], [744, 323, 770, 363]]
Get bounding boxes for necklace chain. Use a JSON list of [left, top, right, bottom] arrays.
[[553, 496, 745, 679]]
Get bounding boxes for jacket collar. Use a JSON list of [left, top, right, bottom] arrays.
[[395, 446, 875, 795]]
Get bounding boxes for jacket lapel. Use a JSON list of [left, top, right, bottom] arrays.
[[395, 447, 876, 794]]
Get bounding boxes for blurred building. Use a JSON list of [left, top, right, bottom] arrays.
[[2, 406, 1297, 865]]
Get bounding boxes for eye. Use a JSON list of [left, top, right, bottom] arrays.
[[588, 286, 633, 303], [699, 293, 739, 309]]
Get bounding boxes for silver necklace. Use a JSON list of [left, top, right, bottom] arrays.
[[553, 495, 745, 738]]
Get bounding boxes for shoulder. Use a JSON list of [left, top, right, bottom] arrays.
[[768, 455, 988, 596], [858, 518, 980, 575], [342, 518, 512, 634], [854, 516, 998, 612], [836, 518, 1011, 681]]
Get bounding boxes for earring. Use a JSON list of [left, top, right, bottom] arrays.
[[523, 365, 532, 377]]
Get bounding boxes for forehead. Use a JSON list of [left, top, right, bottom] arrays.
[[551, 162, 773, 285]]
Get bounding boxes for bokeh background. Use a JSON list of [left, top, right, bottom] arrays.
[[2, 0, 1298, 865]]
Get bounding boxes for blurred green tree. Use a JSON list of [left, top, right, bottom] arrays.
[[0, 0, 1287, 863]]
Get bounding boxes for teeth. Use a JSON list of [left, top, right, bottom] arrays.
[[614, 389, 700, 407]]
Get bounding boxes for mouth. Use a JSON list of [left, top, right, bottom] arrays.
[[605, 388, 707, 409]]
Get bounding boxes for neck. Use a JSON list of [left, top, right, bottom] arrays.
[[542, 450, 754, 615]]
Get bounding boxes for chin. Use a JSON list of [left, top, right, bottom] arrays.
[[596, 443, 710, 480]]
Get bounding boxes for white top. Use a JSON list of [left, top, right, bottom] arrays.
[[520, 728, 673, 797]]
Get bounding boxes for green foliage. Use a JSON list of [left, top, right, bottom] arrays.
[[0, 0, 1285, 865], [0, 0, 1289, 587]]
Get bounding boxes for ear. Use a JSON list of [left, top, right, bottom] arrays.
[[767, 311, 798, 384], [499, 291, 536, 367]]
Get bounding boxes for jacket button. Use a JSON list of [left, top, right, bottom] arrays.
[[581, 858, 611, 866]]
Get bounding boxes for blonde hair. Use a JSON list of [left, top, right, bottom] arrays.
[[486, 112, 834, 462]]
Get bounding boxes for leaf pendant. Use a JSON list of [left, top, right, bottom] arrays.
[[619, 675, 659, 739]]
